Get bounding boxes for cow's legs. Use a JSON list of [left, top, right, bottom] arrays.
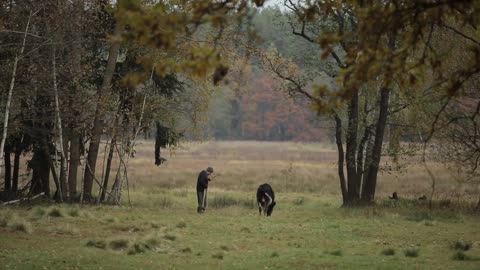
[[258, 202, 262, 215]]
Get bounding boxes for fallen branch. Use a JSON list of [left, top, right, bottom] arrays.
[[2, 192, 45, 205]]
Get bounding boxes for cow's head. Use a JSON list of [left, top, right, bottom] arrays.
[[266, 201, 276, 216]]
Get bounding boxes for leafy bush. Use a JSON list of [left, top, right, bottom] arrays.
[[381, 248, 395, 256]]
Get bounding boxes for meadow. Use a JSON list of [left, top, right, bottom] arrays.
[[0, 140, 479, 269]]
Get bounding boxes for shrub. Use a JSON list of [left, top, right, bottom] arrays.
[[404, 248, 419, 258], [68, 208, 80, 217], [109, 239, 129, 250], [240, 227, 251, 233], [144, 237, 161, 249], [293, 197, 305, 206], [8, 220, 33, 233], [381, 248, 395, 256], [451, 251, 472, 261], [86, 239, 107, 249], [180, 247, 192, 253], [325, 250, 343, 256], [451, 241, 471, 251], [271, 251, 279, 257], [176, 222, 187, 229], [103, 216, 118, 223], [164, 234, 176, 241], [212, 252, 224, 260], [33, 207, 46, 217], [48, 208, 64, 218], [0, 216, 7, 228], [127, 242, 147, 255]]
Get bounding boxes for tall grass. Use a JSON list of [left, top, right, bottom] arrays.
[[120, 140, 479, 204]]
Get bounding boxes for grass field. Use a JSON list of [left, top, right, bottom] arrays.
[[1, 140, 479, 269]]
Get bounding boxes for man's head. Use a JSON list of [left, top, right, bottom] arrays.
[[206, 167, 214, 175]]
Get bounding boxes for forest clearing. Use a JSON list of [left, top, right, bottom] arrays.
[[1, 141, 480, 269], [1, 0, 480, 269]]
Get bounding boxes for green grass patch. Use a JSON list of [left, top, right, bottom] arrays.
[[208, 195, 238, 209], [158, 197, 173, 209]]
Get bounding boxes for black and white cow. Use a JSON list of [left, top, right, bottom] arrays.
[[256, 183, 276, 216]]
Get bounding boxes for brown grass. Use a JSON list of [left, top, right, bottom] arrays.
[[83, 140, 479, 203]]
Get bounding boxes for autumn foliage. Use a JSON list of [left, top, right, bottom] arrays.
[[238, 74, 326, 142]]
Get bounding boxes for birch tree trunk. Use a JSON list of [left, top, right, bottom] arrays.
[[0, 11, 35, 177], [67, 0, 84, 201], [52, 48, 66, 201]]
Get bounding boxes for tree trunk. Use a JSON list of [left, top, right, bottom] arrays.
[[12, 147, 20, 193], [30, 148, 50, 197], [361, 133, 374, 197], [68, 131, 80, 201], [0, 11, 35, 177], [4, 147, 11, 191], [82, 28, 120, 202], [356, 125, 371, 195], [362, 87, 391, 203], [67, 0, 84, 202], [334, 113, 347, 204], [345, 91, 360, 204], [43, 143, 61, 202], [100, 137, 116, 202], [52, 47, 67, 200]]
